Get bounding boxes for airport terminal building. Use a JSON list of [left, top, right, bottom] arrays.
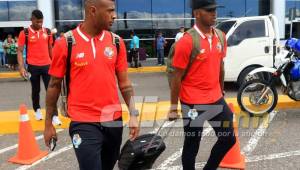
[[0, 0, 299, 55]]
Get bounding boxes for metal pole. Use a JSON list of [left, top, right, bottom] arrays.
[[7, 1, 10, 21], [244, 0, 247, 17], [290, 21, 293, 38]]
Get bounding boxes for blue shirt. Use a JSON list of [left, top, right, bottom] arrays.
[[130, 35, 140, 49], [156, 36, 165, 50], [0, 41, 4, 53], [23, 46, 27, 58]]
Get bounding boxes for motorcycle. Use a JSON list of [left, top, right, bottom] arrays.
[[237, 38, 300, 116]]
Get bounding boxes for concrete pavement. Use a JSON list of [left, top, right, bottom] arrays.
[[0, 71, 299, 170]]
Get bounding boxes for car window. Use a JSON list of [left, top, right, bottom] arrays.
[[216, 21, 236, 34], [229, 20, 266, 45]]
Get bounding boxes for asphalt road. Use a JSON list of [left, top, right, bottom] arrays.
[[0, 72, 299, 170]]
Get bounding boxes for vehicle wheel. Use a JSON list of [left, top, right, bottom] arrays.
[[238, 67, 273, 87], [237, 66, 258, 87], [237, 79, 278, 117]]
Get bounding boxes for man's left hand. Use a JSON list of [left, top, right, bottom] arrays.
[[128, 115, 140, 141]]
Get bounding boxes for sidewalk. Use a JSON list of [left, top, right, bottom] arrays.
[[0, 58, 167, 79]]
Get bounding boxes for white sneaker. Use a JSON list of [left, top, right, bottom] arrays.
[[35, 109, 43, 120], [52, 115, 62, 126]]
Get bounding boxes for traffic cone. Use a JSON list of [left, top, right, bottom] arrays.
[[219, 103, 245, 169], [8, 104, 48, 165]]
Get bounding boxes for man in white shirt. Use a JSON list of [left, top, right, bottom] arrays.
[[175, 26, 185, 42]]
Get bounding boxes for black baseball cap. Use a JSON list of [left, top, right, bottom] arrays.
[[191, 0, 220, 10]]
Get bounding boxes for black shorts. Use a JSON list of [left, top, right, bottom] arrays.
[[69, 118, 123, 170]]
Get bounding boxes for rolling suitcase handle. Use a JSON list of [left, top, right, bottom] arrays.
[[144, 120, 176, 154]]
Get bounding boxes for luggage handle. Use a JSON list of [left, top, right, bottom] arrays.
[[144, 119, 176, 153]]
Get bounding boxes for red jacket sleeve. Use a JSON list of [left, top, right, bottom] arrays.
[[48, 37, 68, 78], [18, 30, 25, 47]]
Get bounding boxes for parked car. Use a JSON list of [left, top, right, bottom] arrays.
[[216, 15, 281, 86]]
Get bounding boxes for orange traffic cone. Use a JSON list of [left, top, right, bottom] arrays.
[[8, 104, 48, 165], [219, 103, 245, 169]]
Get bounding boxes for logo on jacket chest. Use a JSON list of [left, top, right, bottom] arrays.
[[74, 52, 88, 67], [29, 36, 37, 42], [104, 47, 114, 59]]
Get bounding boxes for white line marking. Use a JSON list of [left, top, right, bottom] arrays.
[[15, 144, 73, 170], [0, 129, 64, 155], [14, 122, 173, 170], [160, 150, 300, 170], [157, 127, 213, 170], [245, 150, 300, 162], [242, 111, 277, 156], [157, 148, 183, 170]]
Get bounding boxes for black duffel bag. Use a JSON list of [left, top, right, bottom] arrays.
[[118, 121, 173, 170]]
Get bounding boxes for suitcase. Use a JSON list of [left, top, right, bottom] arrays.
[[118, 121, 173, 170]]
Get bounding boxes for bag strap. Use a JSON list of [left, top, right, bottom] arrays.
[[214, 28, 225, 52], [46, 28, 56, 46], [182, 28, 201, 80], [46, 28, 51, 44], [63, 31, 75, 96], [110, 32, 120, 55], [45, 28, 54, 59]]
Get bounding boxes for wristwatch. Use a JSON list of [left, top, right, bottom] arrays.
[[130, 109, 139, 117]]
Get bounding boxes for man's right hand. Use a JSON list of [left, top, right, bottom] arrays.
[[19, 67, 27, 78], [44, 121, 57, 148], [168, 109, 180, 121]]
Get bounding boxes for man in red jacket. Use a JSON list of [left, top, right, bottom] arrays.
[[44, 0, 140, 169], [17, 9, 61, 125], [168, 0, 236, 169]]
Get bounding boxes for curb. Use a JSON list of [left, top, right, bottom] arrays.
[[0, 66, 167, 79], [128, 66, 166, 73], [0, 72, 20, 79], [0, 95, 298, 134]]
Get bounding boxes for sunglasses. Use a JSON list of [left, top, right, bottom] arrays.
[[204, 8, 217, 12]]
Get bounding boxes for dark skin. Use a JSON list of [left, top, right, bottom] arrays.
[[168, 8, 225, 120], [44, 0, 140, 148], [17, 16, 52, 77]]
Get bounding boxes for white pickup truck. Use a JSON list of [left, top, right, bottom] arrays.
[[216, 15, 280, 86]]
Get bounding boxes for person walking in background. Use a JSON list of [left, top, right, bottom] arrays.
[[156, 31, 167, 65], [175, 26, 185, 42], [0, 38, 5, 67], [14, 37, 18, 45], [130, 31, 140, 50], [3, 34, 18, 70], [44, 0, 140, 169], [168, 0, 236, 170], [23, 45, 28, 70], [129, 31, 140, 67], [17, 9, 62, 125]]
